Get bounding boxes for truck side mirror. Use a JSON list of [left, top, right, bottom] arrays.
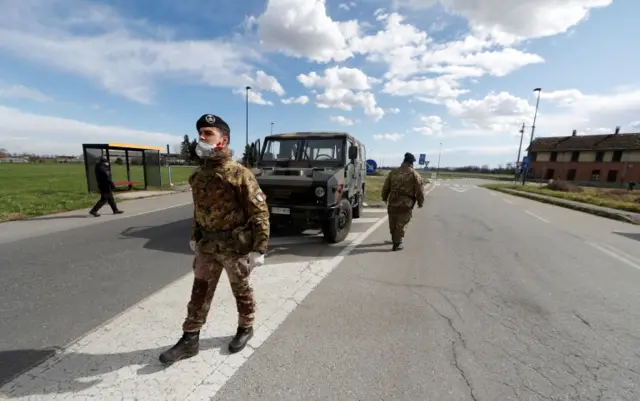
[[348, 145, 358, 160]]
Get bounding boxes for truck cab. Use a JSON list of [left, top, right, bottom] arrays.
[[252, 132, 366, 243]]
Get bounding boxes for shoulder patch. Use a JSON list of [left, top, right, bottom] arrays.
[[255, 191, 266, 202]]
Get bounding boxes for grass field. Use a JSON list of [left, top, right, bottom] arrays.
[[0, 163, 390, 221], [0, 163, 194, 221], [483, 182, 640, 213]]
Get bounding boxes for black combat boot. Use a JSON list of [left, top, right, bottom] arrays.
[[392, 242, 404, 251], [228, 327, 254, 354], [159, 331, 200, 364]]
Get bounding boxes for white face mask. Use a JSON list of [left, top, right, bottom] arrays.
[[195, 141, 215, 159]]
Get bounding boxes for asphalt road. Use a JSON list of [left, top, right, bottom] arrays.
[[213, 179, 640, 401], [2, 179, 640, 400]]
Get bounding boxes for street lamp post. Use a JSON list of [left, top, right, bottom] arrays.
[[270, 122, 274, 135], [435, 142, 442, 180], [515, 122, 525, 183], [245, 86, 251, 148], [522, 87, 542, 185]]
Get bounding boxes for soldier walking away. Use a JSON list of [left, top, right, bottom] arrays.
[[159, 114, 270, 365], [381, 152, 425, 251], [89, 156, 123, 217]]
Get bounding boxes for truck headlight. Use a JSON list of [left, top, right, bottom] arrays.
[[315, 187, 326, 197]]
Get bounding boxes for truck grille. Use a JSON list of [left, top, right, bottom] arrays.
[[264, 186, 316, 205]]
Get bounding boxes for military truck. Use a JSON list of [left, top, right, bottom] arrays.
[[251, 132, 366, 243]]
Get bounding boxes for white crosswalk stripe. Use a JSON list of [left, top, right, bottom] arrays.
[[0, 208, 390, 400]]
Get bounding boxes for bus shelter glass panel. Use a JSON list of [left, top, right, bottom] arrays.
[[84, 147, 104, 193], [144, 150, 162, 188]]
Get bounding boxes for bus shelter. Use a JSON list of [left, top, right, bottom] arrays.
[[82, 142, 164, 193]]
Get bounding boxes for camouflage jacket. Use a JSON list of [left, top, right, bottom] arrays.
[[190, 148, 270, 254], [381, 164, 425, 211]]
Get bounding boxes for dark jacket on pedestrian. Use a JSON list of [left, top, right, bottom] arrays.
[[95, 161, 115, 193]]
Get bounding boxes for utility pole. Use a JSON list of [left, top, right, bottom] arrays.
[[270, 122, 274, 135], [435, 142, 442, 180], [515, 122, 525, 183], [522, 87, 542, 185], [245, 86, 251, 148]]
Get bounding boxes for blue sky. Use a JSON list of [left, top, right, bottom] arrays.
[[0, 0, 638, 167]]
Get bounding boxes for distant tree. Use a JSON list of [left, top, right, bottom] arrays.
[[180, 135, 191, 160]]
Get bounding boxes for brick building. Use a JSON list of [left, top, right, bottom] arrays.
[[526, 129, 640, 185]]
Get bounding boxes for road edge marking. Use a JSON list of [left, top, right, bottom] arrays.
[[525, 210, 549, 223]]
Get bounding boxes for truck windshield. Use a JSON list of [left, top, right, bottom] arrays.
[[260, 137, 345, 165]]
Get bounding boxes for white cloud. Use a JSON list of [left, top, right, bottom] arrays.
[[373, 133, 405, 141], [413, 115, 446, 136], [445, 91, 534, 132], [0, 84, 53, 102], [316, 89, 385, 120], [395, 0, 611, 43], [330, 115, 354, 125], [235, 89, 273, 106], [281, 96, 309, 104], [0, 0, 261, 104], [298, 66, 374, 91], [0, 105, 181, 155], [252, 0, 360, 63], [439, 87, 640, 138], [243, 70, 285, 96]]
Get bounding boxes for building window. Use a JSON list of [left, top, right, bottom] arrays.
[[595, 151, 604, 162], [613, 150, 622, 162], [545, 169, 555, 180], [567, 169, 576, 180], [530, 152, 537, 162], [591, 170, 600, 181], [607, 170, 618, 182], [571, 151, 579, 162], [550, 152, 557, 161]]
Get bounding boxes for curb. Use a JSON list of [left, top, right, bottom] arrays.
[[484, 186, 640, 225]]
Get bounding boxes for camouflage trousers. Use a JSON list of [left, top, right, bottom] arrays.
[[182, 250, 255, 332], [388, 209, 412, 244]]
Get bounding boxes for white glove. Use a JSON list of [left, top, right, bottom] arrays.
[[248, 252, 265, 270], [189, 240, 197, 252]]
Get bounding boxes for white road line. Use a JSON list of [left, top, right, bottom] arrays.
[[353, 217, 380, 223], [503, 198, 514, 204], [594, 242, 640, 266], [525, 210, 549, 223], [0, 215, 390, 400], [364, 208, 388, 213], [588, 242, 640, 271]]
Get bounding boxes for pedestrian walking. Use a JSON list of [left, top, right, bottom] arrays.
[[89, 156, 123, 217], [381, 152, 425, 251], [159, 113, 270, 364]]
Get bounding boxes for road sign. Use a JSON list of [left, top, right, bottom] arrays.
[[522, 156, 530, 169], [418, 153, 426, 165], [366, 159, 377, 175], [425, 160, 430, 167]]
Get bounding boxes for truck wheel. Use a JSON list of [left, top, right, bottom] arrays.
[[322, 199, 352, 243], [352, 193, 363, 218]]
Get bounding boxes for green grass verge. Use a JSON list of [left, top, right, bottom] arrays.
[[0, 163, 193, 222], [482, 183, 640, 214], [364, 175, 385, 204], [482, 184, 640, 224], [0, 163, 393, 221]]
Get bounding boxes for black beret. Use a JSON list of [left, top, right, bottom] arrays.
[[403, 152, 416, 163], [196, 114, 230, 134]]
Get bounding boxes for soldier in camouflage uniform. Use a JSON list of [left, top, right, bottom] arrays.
[[159, 114, 270, 364], [381, 152, 424, 251]]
